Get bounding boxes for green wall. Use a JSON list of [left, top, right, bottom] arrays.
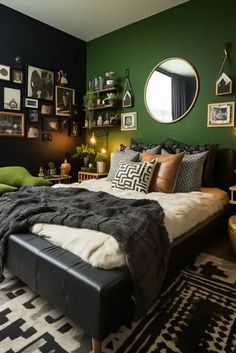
[[87, 0, 236, 151]]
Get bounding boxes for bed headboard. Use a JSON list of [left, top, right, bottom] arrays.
[[214, 148, 236, 191]]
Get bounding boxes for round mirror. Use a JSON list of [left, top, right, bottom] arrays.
[[144, 57, 199, 123]]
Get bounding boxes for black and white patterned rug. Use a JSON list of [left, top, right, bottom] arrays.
[[1, 253, 236, 353]]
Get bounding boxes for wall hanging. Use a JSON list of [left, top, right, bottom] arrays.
[[215, 43, 233, 96], [122, 69, 134, 108], [121, 112, 137, 131], [207, 101, 235, 127]]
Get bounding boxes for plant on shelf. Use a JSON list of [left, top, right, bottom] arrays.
[[104, 92, 120, 106], [72, 144, 96, 168], [95, 150, 109, 173]]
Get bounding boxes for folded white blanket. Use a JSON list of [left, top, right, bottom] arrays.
[[30, 180, 228, 269]]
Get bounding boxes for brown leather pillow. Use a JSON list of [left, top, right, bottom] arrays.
[[141, 152, 184, 193]]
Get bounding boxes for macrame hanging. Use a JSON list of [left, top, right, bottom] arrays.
[[216, 43, 232, 96], [122, 68, 134, 107]]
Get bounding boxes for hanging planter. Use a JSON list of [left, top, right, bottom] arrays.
[[122, 68, 134, 108]]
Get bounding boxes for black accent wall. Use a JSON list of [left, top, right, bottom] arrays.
[[0, 4, 86, 177]]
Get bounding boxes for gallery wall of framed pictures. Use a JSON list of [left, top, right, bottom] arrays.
[[0, 62, 80, 140]]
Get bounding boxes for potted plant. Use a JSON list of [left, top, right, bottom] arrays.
[[105, 92, 120, 106], [72, 144, 96, 168], [95, 151, 109, 173]]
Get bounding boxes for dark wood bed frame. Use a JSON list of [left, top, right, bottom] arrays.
[[5, 148, 235, 353]]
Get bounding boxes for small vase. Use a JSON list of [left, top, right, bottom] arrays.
[[60, 159, 71, 176], [97, 161, 106, 173]]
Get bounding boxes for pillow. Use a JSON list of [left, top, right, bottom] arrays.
[[141, 152, 184, 193], [0, 183, 18, 194], [111, 160, 157, 193], [0, 166, 52, 187], [161, 138, 218, 186], [107, 149, 140, 181], [130, 137, 161, 153], [175, 152, 208, 192]]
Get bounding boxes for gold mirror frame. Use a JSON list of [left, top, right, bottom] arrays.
[[144, 57, 199, 124]]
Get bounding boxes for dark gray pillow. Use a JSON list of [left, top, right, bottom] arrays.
[[107, 149, 140, 181], [175, 152, 208, 192]]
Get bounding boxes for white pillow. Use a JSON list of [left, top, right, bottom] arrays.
[[111, 160, 157, 193]]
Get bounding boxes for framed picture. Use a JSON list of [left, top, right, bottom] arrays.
[[0, 64, 10, 81], [207, 102, 235, 127], [42, 133, 52, 142], [4, 88, 21, 111], [12, 69, 23, 84], [25, 98, 38, 109], [29, 109, 39, 122], [216, 73, 233, 96], [40, 102, 53, 116], [0, 111, 24, 136], [121, 112, 137, 131], [42, 117, 59, 131], [27, 125, 39, 138], [70, 121, 80, 136], [55, 86, 75, 116], [27, 65, 54, 101], [122, 90, 133, 108]]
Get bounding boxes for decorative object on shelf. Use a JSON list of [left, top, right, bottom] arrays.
[[42, 133, 52, 142], [0, 111, 24, 137], [104, 92, 119, 106], [60, 159, 71, 176], [12, 68, 23, 84], [56, 86, 75, 116], [0, 64, 10, 81], [57, 70, 68, 86], [40, 102, 54, 115], [27, 65, 54, 101], [4, 88, 21, 110], [216, 42, 232, 96], [105, 71, 115, 87], [25, 97, 38, 109], [207, 101, 235, 127], [122, 68, 134, 108], [121, 112, 137, 131], [70, 121, 79, 136], [48, 162, 57, 176], [110, 113, 120, 125], [97, 114, 103, 126], [103, 112, 110, 125], [27, 126, 39, 138], [38, 166, 44, 177]]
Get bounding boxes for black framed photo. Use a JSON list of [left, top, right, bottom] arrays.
[[0, 64, 10, 81], [27, 125, 39, 138], [12, 69, 23, 84], [216, 72, 233, 96], [55, 86, 75, 116], [27, 65, 54, 101], [70, 121, 80, 136], [25, 98, 38, 109], [29, 109, 39, 122], [40, 102, 54, 116], [4, 88, 21, 111], [0, 111, 24, 136], [42, 117, 59, 131]]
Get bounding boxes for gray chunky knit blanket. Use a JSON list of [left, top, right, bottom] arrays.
[[0, 185, 170, 317]]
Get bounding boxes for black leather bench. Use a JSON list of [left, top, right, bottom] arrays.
[[6, 233, 134, 353]]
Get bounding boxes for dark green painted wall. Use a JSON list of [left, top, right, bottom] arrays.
[[87, 0, 236, 151]]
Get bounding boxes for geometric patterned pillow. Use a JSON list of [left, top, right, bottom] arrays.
[[107, 149, 140, 181], [111, 160, 157, 193], [175, 152, 208, 192]]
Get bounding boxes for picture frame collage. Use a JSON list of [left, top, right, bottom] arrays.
[[0, 63, 79, 139]]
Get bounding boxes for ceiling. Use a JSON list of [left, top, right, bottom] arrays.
[[0, 0, 189, 41]]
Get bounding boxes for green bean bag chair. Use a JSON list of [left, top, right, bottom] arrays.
[[0, 166, 52, 188]]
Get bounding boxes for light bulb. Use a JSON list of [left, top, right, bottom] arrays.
[[90, 132, 96, 145]]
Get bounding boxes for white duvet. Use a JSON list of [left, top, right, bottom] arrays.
[[30, 179, 228, 269]]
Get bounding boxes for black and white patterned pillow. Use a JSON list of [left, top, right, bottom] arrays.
[[107, 149, 140, 181], [111, 160, 156, 193], [175, 152, 208, 192]]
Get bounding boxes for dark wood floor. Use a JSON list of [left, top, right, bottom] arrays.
[[204, 233, 236, 262]]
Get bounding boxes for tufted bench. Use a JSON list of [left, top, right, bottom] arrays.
[[6, 233, 134, 353]]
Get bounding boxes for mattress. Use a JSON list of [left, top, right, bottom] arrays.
[[30, 179, 228, 269]]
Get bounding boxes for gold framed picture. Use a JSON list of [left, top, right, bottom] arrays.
[[0, 111, 24, 136], [207, 101, 235, 127]]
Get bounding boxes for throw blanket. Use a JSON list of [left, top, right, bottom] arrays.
[[0, 186, 170, 317]]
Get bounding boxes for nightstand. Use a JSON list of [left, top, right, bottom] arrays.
[[43, 175, 72, 184], [78, 171, 108, 183], [228, 186, 236, 254]]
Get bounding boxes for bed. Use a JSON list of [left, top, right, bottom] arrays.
[[4, 148, 234, 353]]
